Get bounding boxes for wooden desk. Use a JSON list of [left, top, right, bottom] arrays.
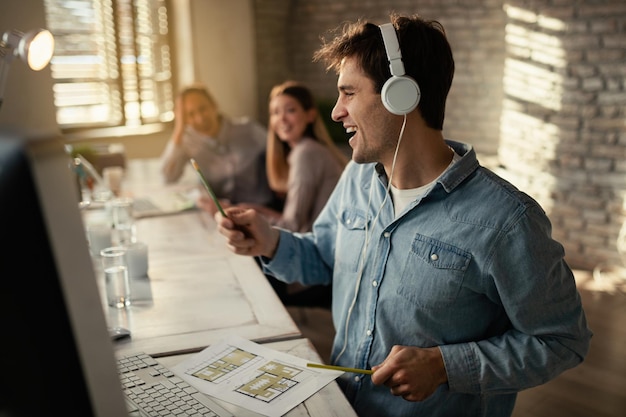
[[157, 338, 357, 417], [81, 158, 355, 417], [84, 159, 301, 357]]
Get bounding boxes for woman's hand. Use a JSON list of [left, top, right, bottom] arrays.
[[235, 202, 282, 224], [196, 194, 231, 217]]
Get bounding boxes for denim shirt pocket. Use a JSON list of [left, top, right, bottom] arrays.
[[335, 208, 369, 273], [398, 234, 472, 309]]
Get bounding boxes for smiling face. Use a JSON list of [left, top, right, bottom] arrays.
[[269, 93, 315, 147], [331, 57, 400, 165], [182, 90, 220, 137]]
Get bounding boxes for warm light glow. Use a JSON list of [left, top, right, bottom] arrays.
[[0, 28, 55, 110], [23, 29, 54, 71], [1, 28, 54, 70]]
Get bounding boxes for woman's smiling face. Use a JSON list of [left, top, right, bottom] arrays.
[[269, 94, 315, 147], [182, 90, 220, 137]]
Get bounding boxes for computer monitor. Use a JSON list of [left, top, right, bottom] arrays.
[[0, 129, 128, 416]]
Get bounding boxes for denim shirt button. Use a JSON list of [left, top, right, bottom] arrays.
[[384, 231, 390, 238], [354, 375, 360, 382], [372, 280, 378, 287], [366, 329, 372, 336], [430, 253, 439, 261]]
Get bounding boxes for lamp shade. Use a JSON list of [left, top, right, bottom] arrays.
[[0, 28, 55, 110], [19, 29, 55, 70], [1, 28, 55, 70]]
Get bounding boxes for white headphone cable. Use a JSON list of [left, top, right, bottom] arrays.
[[335, 114, 407, 363]]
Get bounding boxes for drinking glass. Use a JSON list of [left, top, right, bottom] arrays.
[[100, 246, 131, 308], [110, 197, 136, 246]]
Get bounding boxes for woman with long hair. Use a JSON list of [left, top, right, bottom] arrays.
[[255, 80, 348, 233]]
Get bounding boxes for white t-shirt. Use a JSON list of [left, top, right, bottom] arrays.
[[391, 149, 461, 218]]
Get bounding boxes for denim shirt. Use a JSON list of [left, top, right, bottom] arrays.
[[262, 140, 592, 417]]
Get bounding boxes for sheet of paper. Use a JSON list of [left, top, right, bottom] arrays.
[[171, 335, 342, 417]]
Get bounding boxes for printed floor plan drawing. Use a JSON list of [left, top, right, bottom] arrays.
[[172, 336, 343, 417], [238, 361, 300, 402], [191, 347, 303, 402]]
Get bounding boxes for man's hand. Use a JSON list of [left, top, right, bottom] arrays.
[[214, 207, 280, 259], [371, 345, 448, 402]]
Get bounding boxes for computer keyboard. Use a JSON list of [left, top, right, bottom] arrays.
[[117, 352, 233, 417]]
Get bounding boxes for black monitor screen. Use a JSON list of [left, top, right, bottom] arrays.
[[0, 129, 128, 416]]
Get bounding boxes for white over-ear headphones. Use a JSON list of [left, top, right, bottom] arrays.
[[379, 23, 421, 115]]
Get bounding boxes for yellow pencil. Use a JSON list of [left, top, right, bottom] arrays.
[[307, 362, 374, 375]]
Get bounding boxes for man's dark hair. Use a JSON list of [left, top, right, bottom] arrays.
[[313, 13, 454, 130]]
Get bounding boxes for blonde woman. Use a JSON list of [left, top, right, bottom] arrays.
[[160, 83, 280, 213]]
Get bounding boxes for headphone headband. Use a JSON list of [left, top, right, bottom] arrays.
[[379, 23, 406, 77], [378, 23, 421, 115]]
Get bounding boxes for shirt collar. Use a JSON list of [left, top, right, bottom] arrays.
[[373, 140, 479, 194]]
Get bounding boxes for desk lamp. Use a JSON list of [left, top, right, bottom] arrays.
[[0, 28, 54, 110]]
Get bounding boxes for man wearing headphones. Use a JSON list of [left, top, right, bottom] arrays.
[[214, 13, 592, 417]]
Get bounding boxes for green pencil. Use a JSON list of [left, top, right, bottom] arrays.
[[190, 158, 227, 218]]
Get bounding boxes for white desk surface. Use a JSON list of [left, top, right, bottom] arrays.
[[84, 159, 301, 357], [85, 159, 356, 416], [157, 338, 357, 417]]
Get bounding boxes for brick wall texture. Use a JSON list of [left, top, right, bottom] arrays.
[[252, 0, 626, 271]]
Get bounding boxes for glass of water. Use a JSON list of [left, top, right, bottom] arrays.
[[100, 246, 131, 308], [109, 197, 137, 246]]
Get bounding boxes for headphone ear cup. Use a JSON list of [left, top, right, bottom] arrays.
[[381, 75, 421, 115]]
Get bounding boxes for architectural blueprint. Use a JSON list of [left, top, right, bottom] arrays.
[[171, 335, 342, 417]]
